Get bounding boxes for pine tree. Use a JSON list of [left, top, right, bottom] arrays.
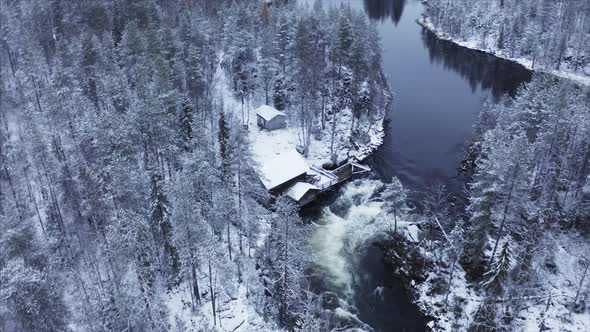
[[333, 16, 353, 69], [462, 172, 497, 280], [482, 238, 514, 294], [273, 74, 288, 111], [186, 44, 206, 99], [179, 97, 193, 151], [265, 196, 309, 327], [380, 177, 409, 240], [275, 16, 293, 73], [149, 173, 180, 286], [218, 111, 232, 182]]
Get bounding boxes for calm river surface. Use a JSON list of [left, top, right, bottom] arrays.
[[304, 1, 531, 331], [364, 0, 531, 191]]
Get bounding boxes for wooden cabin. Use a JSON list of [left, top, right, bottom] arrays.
[[259, 150, 310, 192], [256, 149, 372, 206], [256, 105, 287, 131]]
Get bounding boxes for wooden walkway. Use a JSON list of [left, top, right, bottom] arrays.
[[296, 162, 371, 206], [332, 162, 371, 183]]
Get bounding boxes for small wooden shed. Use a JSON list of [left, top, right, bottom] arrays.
[[256, 105, 287, 131]]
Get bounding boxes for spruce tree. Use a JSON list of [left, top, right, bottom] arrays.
[[380, 177, 409, 240], [179, 98, 193, 151], [149, 173, 180, 286], [482, 238, 514, 294], [273, 74, 288, 111], [218, 111, 232, 182]]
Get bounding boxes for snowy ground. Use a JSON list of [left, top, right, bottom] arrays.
[[213, 59, 385, 169], [516, 232, 590, 332], [417, 17, 590, 87], [164, 216, 278, 332], [413, 231, 590, 331], [166, 281, 279, 332]]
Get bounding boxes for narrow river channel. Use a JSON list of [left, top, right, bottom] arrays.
[[304, 0, 532, 331]]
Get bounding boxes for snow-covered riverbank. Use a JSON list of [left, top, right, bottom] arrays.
[[398, 230, 590, 332], [417, 16, 590, 87]]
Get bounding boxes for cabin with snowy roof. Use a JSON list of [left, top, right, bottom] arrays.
[[259, 150, 309, 192], [256, 149, 372, 206], [257, 150, 325, 205], [256, 105, 286, 131]]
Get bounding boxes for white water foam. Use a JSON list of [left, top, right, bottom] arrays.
[[310, 179, 393, 298]]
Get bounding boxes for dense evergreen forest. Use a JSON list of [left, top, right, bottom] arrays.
[[0, 0, 386, 330], [397, 75, 590, 330], [1, 0, 589, 331], [424, 0, 590, 78]]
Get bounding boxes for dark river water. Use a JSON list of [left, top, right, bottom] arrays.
[[304, 1, 532, 331], [365, 0, 531, 192]]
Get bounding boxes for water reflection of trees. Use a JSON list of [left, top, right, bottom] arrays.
[[363, 0, 406, 25], [421, 28, 532, 98]]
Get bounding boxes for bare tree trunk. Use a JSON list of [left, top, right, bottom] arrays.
[[227, 224, 232, 261], [246, 96, 250, 128], [209, 260, 217, 326], [444, 252, 458, 305], [265, 79, 269, 105], [281, 215, 290, 324], [3, 166, 23, 220], [237, 143, 244, 254], [321, 92, 326, 130], [135, 265, 156, 330], [573, 15, 587, 71], [41, 159, 67, 233], [23, 166, 45, 235], [393, 208, 398, 241], [571, 263, 589, 314], [241, 96, 245, 124], [539, 291, 552, 332], [32, 78, 43, 113], [330, 109, 337, 164], [191, 260, 201, 306]]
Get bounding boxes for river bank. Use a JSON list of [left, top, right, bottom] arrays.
[[416, 16, 590, 87]]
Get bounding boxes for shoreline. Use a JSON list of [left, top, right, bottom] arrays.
[[416, 16, 590, 87], [383, 16, 590, 331], [349, 72, 391, 164]]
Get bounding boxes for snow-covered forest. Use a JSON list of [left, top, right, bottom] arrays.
[[1, 0, 590, 331], [0, 0, 387, 331], [399, 75, 590, 330], [422, 0, 590, 82]]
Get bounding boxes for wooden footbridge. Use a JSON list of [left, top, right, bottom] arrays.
[[333, 162, 372, 183], [291, 162, 372, 206]]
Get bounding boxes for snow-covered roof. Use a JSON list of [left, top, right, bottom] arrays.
[[255, 105, 286, 122], [259, 150, 310, 190], [406, 224, 421, 243], [287, 182, 319, 201]]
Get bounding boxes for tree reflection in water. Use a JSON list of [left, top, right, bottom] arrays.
[[364, 0, 407, 25], [421, 27, 532, 99]]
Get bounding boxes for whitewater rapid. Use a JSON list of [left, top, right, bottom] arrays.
[[310, 179, 391, 299]]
